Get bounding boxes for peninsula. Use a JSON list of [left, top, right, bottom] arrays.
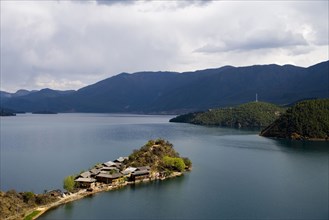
[[170, 101, 285, 128], [260, 99, 329, 140], [0, 139, 192, 220]]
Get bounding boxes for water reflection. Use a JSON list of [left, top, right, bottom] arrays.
[[273, 138, 329, 153]]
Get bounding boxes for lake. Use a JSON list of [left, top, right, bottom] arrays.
[[1, 113, 328, 219]]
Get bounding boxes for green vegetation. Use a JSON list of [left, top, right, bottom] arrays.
[[125, 139, 192, 172], [63, 176, 76, 192], [163, 156, 185, 172], [24, 210, 41, 220], [260, 99, 329, 140], [170, 102, 285, 128], [22, 192, 35, 203], [0, 190, 58, 220]]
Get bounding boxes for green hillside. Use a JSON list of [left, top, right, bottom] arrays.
[[170, 102, 285, 128], [260, 99, 329, 140]]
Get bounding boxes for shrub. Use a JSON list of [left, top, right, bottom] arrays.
[[163, 156, 186, 172], [63, 176, 76, 192]]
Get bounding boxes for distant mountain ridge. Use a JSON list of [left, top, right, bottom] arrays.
[[1, 60, 328, 114]]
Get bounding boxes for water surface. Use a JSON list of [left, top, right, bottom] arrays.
[[1, 114, 328, 219]]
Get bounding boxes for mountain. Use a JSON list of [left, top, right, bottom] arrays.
[[260, 99, 329, 140], [169, 101, 285, 128], [0, 89, 75, 112], [1, 61, 328, 113]]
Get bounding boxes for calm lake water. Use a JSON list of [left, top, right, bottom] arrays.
[[1, 114, 328, 219]]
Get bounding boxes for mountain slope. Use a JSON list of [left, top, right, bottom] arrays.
[[260, 99, 329, 140], [170, 102, 285, 128], [1, 61, 328, 113]]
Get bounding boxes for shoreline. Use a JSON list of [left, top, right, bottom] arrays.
[[260, 135, 329, 142], [25, 172, 183, 220]]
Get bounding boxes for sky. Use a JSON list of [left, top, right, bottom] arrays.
[[1, 0, 328, 93]]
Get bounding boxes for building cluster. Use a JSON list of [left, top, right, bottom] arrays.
[[74, 157, 151, 189]]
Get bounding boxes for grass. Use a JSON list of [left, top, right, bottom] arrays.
[[24, 210, 41, 220]]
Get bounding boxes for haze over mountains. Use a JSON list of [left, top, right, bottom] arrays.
[[1, 61, 328, 114]]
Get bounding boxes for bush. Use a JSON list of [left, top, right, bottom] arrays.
[[182, 157, 192, 169], [22, 192, 35, 203], [63, 176, 76, 192], [163, 156, 186, 172]]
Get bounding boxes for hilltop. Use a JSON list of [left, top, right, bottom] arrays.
[[1, 60, 328, 114], [125, 139, 192, 173], [170, 102, 285, 128], [260, 99, 329, 140]]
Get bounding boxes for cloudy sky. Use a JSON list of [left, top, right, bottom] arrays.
[[1, 0, 328, 92]]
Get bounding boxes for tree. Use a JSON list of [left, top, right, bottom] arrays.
[[163, 156, 186, 172], [182, 157, 192, 169], [63, 175, 75, 192]]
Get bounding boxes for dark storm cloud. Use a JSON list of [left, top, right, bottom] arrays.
[[195, 30, 308, 53]]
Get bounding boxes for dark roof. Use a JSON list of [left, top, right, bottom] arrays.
[[136, 166, 151, 171], [90, 168, 100, 175], [121, 167, 137, 175], [101, 167, 119, 171], [75, 177, 96, 183], [79, 171, 91, 178], [114, 156, 128, 163], [132, 170, 150, 176], [96, 173, 123, 179], [103, 161, 116, 167]]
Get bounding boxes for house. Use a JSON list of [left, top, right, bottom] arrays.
[[101, 166, 119, 174], [121, 167, 137, 176], [75, 177, 96, 188], [114, 157, 128, 163], [130, 168, 150, 182], [78, 171, 91, 178], [103, 161, 121, 169], [46, 189, 62, 197], [96, 173, 124, 185], [103, 161, 117, 167], [89, 168, 100, 177]]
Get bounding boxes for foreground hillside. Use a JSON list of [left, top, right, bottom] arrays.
[[260, 99, 329, 140], [170, 102, 285, 128], [0, 190, 58, 220], [1, 61, 328, 113]]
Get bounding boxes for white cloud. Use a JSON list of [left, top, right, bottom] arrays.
[[34, 75, 86, 90], [0, 0, 328, 92]]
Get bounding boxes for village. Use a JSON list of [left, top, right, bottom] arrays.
[[73, 156, 165, 191]]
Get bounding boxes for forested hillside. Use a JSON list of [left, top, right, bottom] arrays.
[[260, 99, 329, 140], [170, 102, 285, 128]]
